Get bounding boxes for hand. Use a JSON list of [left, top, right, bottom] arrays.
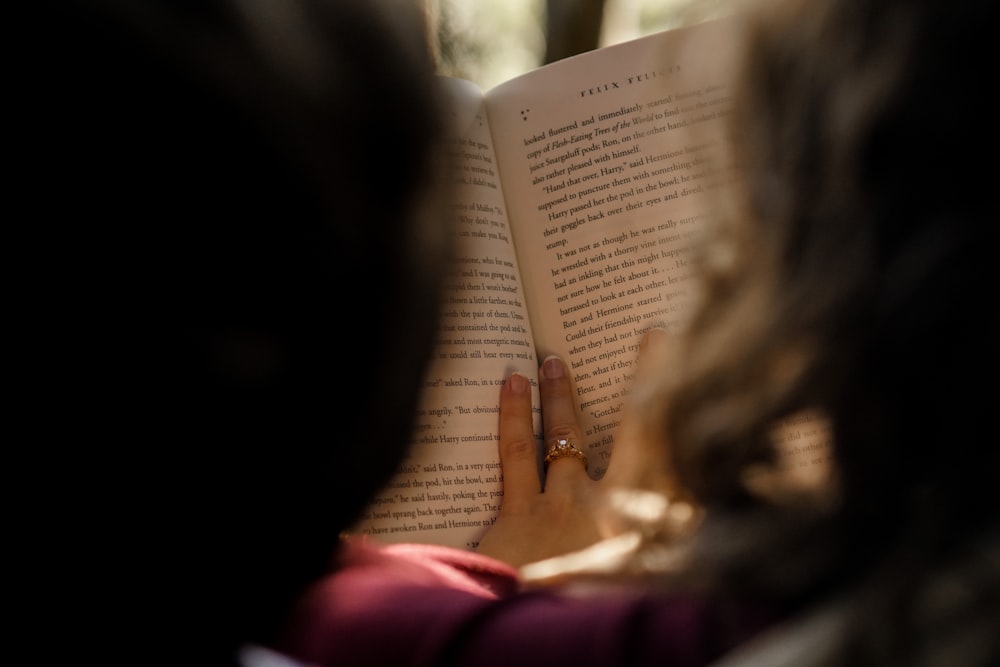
[[476, 330, 671, 568], [475, 355, 602, 567]]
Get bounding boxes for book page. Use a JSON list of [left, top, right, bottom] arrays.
[[484, 20, 741, 477], [351, 78, 541, 550]]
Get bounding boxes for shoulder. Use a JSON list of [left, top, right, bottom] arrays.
[[278, 539, 519, 664], [327, 538, 522, 598], [279, 539, 773, 667]]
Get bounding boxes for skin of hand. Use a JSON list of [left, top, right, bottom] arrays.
[[476, 329, 670, 568]]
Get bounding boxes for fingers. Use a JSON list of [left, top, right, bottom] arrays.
[[538, 356, 589, 488], [498, 333, 667, 508], [497, 372, 542, 512], [635, 326, 671, 383], [483, 365, 599, 566]]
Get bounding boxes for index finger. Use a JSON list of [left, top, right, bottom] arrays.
[[497, 372, 541, 513]]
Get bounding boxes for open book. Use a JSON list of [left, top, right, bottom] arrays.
[[352, 19, 831, 549]]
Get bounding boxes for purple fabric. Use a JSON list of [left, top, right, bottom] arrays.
[[280, 539, 772, 667]]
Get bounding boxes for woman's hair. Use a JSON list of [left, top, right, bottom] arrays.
[[24, 0, 452, 660], [639, 0, 998, 661]]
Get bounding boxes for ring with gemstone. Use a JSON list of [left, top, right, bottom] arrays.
[[544, 437, 588, 469]]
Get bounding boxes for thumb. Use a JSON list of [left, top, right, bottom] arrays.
[[603, 326, 674, 491]]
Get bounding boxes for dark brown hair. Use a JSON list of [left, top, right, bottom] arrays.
[[640, 0, 998, 662], [19, 0, 451, 661]]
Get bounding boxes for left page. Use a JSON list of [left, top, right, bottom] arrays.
[[350, 78, 541, 550]]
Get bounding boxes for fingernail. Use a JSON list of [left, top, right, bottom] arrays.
[[639, 327, 668, 352], [541, 355, 565, 380], [506, 373, 529, 395]]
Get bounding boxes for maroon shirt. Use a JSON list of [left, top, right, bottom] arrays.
[[278, 538, 772, 666]]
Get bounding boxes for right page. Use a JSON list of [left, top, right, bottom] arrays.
[[485, 20, 742, 476]]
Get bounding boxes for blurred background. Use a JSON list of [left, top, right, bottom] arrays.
[[428, 0, 724, 90]]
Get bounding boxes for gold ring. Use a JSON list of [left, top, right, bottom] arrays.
[[544, 437, 588, 469]]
